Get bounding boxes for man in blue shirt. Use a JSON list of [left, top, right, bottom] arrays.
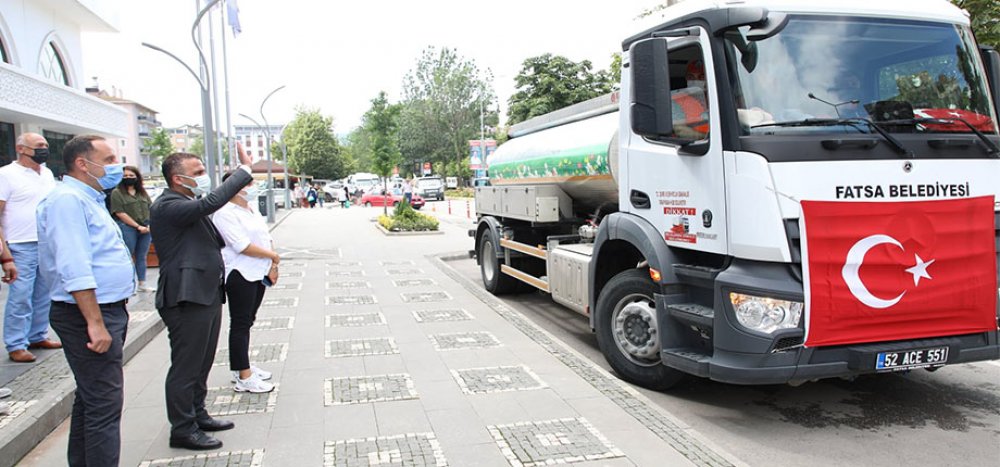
[[37, 134, 135, 467]]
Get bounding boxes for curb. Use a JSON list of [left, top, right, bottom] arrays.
[[0, 311, 165, 467], [373, 223, 444, 236], [431, 252, 748, 467]]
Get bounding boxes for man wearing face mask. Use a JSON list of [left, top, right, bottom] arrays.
[[148, 143, 252, 451], [0, 132, 59, 363], [36, 134, 136, 466]]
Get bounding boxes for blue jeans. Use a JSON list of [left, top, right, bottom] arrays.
[[4, 241, 52, 352], [117, 222, 151, 282]]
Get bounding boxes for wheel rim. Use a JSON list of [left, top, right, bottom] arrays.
[[481, 238, 497, 283], [611, 293, 661, 366]]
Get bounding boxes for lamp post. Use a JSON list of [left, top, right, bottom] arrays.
[[276, 123, 290, 210], [141, 0, 222, 187], [239, 84, 284, 223]]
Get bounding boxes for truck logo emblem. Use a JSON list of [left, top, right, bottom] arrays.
[[841, 234, 934, 309]]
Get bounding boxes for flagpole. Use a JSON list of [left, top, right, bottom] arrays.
[[220, 0, 235, 170], [208, 6, 224, 177]]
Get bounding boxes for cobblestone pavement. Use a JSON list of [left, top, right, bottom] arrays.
[[18, 207, 738, 467]]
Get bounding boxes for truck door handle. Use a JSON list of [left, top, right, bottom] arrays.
[[630, 190, 651, 209]]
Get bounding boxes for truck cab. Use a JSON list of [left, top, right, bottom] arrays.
[[475, 0, 1000, 389]]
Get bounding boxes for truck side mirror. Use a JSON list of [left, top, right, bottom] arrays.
[[980, 46, 1000, 121], [630, 38, 673, 139]]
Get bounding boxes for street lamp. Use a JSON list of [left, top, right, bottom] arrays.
[[141, 0, 222, 187], [259, 85, 285, 223]]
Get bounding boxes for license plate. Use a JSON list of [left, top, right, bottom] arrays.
[[875, 347, 949, 372]]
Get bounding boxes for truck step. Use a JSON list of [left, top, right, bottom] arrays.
[[672, 264, 723, 288], [662, 347, 711, 377], [666, 303, 714, 329]]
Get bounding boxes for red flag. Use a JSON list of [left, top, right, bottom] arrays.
[[801, 196, 997, 347]]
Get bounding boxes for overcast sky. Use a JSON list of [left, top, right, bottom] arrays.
[[82, 0, 663, 134]]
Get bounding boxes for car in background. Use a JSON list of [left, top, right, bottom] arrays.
[[414, 176, 445, 201], [360, 189, 425, 210], [321, 180, 345, 202]]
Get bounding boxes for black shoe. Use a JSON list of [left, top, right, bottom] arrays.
[[197, 417, 235, 432], [169, 431, 223, 450]]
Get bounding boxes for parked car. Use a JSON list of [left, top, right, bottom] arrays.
[[321, 180, 344, 202], [414, 176, 445, 201], [360, 189, 425, 210]]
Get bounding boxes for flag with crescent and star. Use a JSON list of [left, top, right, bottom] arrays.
[[800, 196, 997, 347]]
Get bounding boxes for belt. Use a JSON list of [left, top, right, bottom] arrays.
[[52, 299, 128, 308]]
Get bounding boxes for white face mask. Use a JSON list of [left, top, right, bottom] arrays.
[[179, 174, 212, 197], [687, 79, 707, 89], [241, 185, 259, 202]]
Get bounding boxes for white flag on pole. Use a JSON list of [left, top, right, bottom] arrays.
[[226, 0, 241, 36]]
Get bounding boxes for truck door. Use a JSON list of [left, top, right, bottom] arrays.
[[621, 30, 728, 255]]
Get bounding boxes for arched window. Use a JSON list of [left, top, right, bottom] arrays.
[[38, 42, 68, 86]]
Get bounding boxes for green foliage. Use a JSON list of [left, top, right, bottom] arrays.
[[507, 54, 615, 125], [399, 46, 498, 182], [444, 187, 474, 198], [365, 91, 402, 179], [377, 201, 439, 231], [145, 127, 174, 166], [187, 133, 229, 162], [283, 107, 347, 180], [952, 0, 999, 50], [609, 53, 622, 87]]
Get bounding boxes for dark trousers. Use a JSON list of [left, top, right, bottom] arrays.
[[159, 298, 221, 438], [49, 300, 129, 467], [225, 270, 266, 371]]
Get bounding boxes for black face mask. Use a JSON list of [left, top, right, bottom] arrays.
[[122, 178, 139, 187], [28, 147, 49, 165]]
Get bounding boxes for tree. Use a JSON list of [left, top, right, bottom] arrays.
[[363, 91, 401, 215], [952, 0, 999, 50], [282, 107, 347, 181], [400, 46, 498, 182], [145, 127, 173, 167], [187, 133, 229, 163], [506, 54, 614, 125]]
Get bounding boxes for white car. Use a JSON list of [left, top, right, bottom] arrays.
[[415, 176, 445, 201]]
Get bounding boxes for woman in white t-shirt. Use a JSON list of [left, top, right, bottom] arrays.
[[212, 173, 281, 393]]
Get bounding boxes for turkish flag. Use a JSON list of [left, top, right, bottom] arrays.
[[801, 196, 997, 347]]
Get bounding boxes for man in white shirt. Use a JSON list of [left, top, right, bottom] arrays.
[[0, 132, 60, 363]]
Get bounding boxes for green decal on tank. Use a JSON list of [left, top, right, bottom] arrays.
[[489, 143, 609, 180]]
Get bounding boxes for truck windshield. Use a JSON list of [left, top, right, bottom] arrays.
[[726, 16, 997, 136]]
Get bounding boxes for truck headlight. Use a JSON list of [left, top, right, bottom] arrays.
[[729, 293, 803, 334]]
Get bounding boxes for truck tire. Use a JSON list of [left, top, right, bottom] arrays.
[[595, 268, 684, 390], [479, 229, 520, 295]]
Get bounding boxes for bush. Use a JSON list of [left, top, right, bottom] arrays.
[[445, 187, 475, 198], [378, 201, 440, 232]]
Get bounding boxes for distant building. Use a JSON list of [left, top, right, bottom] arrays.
[[167, 124, 203, 153], [87, 84, 161, 175], [0, 0, 128, 176], [234, 124, 285, 162]]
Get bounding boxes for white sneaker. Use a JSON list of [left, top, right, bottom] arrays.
[[230, 366, 271, 383], [0, 387, 11, 399], [0, 401, 10, 416], [234, 375, 274, 393]]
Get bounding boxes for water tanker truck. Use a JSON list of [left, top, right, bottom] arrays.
[[473, 0, 1000, 389]]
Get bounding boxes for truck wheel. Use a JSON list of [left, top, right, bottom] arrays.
[[479, 229, 519, 295], [595, 268, 684, 391]]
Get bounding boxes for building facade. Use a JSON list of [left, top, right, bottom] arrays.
[[0, 0, 127, 176], [87, 86, 161, 175], [168, 124, 202, 153], [233, 124, 285, 162]]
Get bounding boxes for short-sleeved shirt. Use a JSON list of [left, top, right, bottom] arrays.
[[109, 189, 151, 225], [0, 161, 56, 243], [212, 202, 273, 282]]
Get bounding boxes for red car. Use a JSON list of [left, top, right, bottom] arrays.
[[360, 189, 425, 210]]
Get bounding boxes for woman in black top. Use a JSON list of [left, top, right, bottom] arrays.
[[110, 166, 154, 292]]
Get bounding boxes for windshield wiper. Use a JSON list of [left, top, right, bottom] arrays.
[[752, 118, 912, 156], [880, 117, 1000, 157]]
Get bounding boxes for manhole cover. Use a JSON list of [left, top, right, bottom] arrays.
[[324, 373, 417, 405], [452, 365, 547, 394], [488, 418, 623, 467]]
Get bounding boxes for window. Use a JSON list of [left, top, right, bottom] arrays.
[[257, 136, 264, 147], [0, 36, 8, 64], [258, 150, 264, 158], [245, 136, 251, 147], [667, 44, 710, 140], [38, 42, 69, 86], [0, 122, 14, 167]]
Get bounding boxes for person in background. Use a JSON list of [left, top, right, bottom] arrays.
[[149, 142, 253, 451], [37, 135, 135, 466], [315, 184, 325, 208], [0, 228, 17, 416], [110, 166, 154, 292], [402, 178, 413, 205], [212, 172, 279, 394], [338, 185, 348, 208], [293, 184, 304, 209], [306, 185, 318, 209], [0, 132, 59, 363]]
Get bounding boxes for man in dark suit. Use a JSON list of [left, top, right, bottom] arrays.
[[150, 143, 253, 450]]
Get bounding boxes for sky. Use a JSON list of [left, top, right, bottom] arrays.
[[82, 0, 664, 134]]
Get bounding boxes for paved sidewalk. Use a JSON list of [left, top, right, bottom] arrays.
[[18, 206, 739, 466]]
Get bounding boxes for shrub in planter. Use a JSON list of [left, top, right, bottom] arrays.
[[378, 202, 440, 231]]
